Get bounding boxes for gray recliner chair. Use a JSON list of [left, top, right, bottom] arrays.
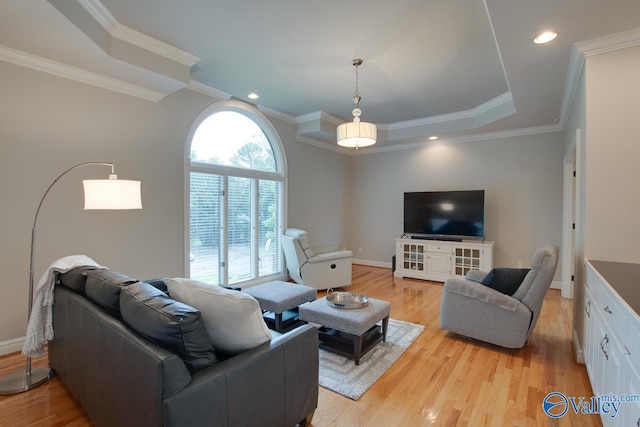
[[440, 245, 559, 348]]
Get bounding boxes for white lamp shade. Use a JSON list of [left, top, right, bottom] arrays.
[[83, 179, 142, 210], [336, 121, 377, 148]]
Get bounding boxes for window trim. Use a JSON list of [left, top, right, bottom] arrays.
[[184, 99, 288, 283]]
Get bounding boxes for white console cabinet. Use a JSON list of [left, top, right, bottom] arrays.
[[394, 238, 494, 282], [584, 261, 640, 427]]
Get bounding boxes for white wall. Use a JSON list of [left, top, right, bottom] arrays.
[[0, 61, 349, 345], [585, 45, 640, 263], [348, 134, 565, 274], [568, 44, 640, 360], [564, 66, 587, 356]]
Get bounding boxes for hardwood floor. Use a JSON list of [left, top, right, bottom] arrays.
[[0, 265, 600, 426]]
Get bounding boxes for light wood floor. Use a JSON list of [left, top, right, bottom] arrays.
[[0, 265, 600, 426]]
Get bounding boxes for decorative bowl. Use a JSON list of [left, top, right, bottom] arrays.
[[326, 292, 369, 309]]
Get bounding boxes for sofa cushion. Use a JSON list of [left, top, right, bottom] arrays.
[[57, 265, 102, 295], [85, 269, 138, 317], [481, 268, 531, 296], [142, 278, 168, 292], [120, 281, 217, 374], [164, 278, 271, 355]]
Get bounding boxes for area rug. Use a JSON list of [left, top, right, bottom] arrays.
[[318, 318, 425, 400]]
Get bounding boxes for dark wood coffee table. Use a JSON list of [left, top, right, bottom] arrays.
[[298, 296, 391, 365]]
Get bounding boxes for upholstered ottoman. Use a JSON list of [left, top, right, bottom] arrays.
[[243, 281, 317, 332], [298, 297, 391, 365]]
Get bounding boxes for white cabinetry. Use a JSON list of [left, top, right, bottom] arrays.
[[394, 238, 494, 282], [584, 261, 640, 427]]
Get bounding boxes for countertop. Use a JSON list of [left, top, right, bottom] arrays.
[[588, 260, 640, 319]]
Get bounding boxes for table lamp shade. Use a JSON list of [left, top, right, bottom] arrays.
[[83, 178, 142, 210]]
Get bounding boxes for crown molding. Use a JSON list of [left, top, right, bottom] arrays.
[[77, 0, 200, 67], [258, 105, 297, 125], [351, 123, 564, 155], [184, 80, 298, 124], [0, 45, 166, 102], [558, 27, 640, 129], [384, 92, 513, 131], [558, 44, 585, 128], [296, 111, 343, 126], [186, 80, 231, 101], [295, 135, 350, 154], [576, 27, 640, 57]]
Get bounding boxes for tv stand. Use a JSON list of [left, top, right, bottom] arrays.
[[410, 236, 465, 242], [394, 238, 494, 282]]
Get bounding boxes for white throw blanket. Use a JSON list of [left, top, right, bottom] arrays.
[[22, 255, 105, 358]]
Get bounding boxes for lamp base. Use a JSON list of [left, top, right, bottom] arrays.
[[0, 367, 52, 395]]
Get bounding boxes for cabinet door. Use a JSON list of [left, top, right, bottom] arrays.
[[626, 362, 640, 427], [427, 252, 451, 276], [583, 288, 596, 379], [601, 334, 626, 427], [452, 246, 482, 277], [401, 243, 426, 273]]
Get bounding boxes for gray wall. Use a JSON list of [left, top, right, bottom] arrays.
[[0, 61, 349, 345], [0, 58, 567, 348], [348, 134, 565, 272]]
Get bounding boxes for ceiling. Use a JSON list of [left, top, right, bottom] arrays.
[[1, 0, 640, 152]]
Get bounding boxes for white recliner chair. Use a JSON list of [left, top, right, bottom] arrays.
[[281, 228, 353, 290]]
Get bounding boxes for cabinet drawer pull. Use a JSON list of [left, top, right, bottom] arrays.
[[603, 306, 612, 315], [600, 334, 609, 360], [584, 300, 591, 318]]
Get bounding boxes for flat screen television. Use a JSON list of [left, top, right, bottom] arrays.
[[404, 190, 485, 240]]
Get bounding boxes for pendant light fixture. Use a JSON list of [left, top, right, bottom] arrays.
[[336, 58, 377, 150]]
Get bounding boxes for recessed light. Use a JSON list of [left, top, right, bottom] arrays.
[[429, 136, 438, 141], [534, 31, 557, 44], [248, 92, 259, 100]]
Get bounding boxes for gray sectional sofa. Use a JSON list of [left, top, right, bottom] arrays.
[[48, 266, 318, 427]]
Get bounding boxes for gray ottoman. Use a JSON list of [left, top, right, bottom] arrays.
[[299, 296, 391, 365], [243, 281, 317, 332]]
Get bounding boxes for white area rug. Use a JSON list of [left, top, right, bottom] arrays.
[[318, 318, 425, 400]]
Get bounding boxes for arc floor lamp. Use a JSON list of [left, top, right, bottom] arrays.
[[0, 162, 142, 395]]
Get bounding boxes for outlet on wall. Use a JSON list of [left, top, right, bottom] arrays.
[[358, 247, 363, 254], [517, 260, 523, 268]]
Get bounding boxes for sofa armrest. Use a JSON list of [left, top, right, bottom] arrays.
[[443, 277, 519, 312], [311, 245, 337, 254], [163, 324, 318, 427], [307, 250, 353, 263], [465, 270, 488, 283]]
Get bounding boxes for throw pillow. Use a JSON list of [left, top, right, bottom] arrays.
[[480, 268, 531, 296], [120, 281, 217, 374], [85, 269, 138, 317], [164, 278, 271, 355], [57, 265, 101, 296]]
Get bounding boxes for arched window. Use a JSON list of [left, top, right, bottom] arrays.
[[186, 100, 287, 286]]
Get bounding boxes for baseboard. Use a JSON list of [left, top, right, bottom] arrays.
[[352, 259, 392, 269], [550, 280, 562, 290], [572, 329, 585, 364], [0, 337, 24, 356]]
